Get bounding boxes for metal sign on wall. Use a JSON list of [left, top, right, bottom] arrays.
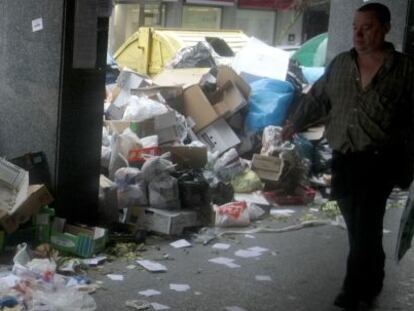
[[185, 0, 235, 6], [238, 0, 294, 10]]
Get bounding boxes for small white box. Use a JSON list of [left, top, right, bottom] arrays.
[[197, 119, 240, 154], [144, 208, 198, 235]]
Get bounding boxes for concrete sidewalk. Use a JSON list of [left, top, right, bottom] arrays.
[[87, 205, 414, 311]]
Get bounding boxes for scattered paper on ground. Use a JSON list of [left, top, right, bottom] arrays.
[[137, 260, 167, 272], [225, 306, 248, 311], [247, 246, 268, 253], [138, 289, 161, 297], [170, 239, 192, 248], [208, 257, 240, 268], [169, 283, 191, 292], [244, 234, 256, 239], [82, 256, 107, 266], [270, 208, 295, 216], [255, 275, 272, 281], [235, 249, 262, 258], [212, 243, 231, 250], [126, 265, 137, 270], [107, 274, 124, 281], [125, 300, 152, 309], [310, 208, 319, 212], [151, 302, 170, 310]]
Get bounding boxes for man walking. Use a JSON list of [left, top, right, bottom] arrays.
[[282, 3, 414, 310]]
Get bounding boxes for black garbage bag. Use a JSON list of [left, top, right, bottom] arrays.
[[177, 170, 211, 209], [210, 181, 234, 205], [313, 138, 332, 174], [169, 41, 216, 69]]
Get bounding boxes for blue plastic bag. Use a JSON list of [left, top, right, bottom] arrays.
[[301, 66, 325, 84], [246, 79, 295, 133]]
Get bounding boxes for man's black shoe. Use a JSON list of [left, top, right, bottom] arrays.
[[334, 291, 358, 309]]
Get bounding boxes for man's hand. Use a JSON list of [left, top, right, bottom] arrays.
[[281, 122, 296, 141]]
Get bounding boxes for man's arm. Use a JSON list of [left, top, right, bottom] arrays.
[[281, 62, 334, 140]]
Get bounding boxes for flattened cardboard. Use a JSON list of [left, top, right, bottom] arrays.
[[153, 68, 210, 88], [182, 85, 220, 132], [0, 184, 54, 234], [160, 146, 207, 169]]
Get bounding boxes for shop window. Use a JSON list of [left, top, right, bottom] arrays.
[[182, 6, 222, 29], [235, 9, 276, 45], [109, 2, 165, 54]]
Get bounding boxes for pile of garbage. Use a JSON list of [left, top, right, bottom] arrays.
[[0, 243, 97, 310], [100, 36, 332, 236]]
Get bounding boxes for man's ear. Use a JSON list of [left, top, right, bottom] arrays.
[[384, 23, 391, 34]]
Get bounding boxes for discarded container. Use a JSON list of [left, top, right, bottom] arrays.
[[114, 27, 249, 76], [50, 218, 108, 258]]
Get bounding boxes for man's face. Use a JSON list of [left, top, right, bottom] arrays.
[[353, 11, 389, 54]]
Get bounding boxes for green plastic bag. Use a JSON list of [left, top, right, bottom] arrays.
[[231, 169, 263, 193]]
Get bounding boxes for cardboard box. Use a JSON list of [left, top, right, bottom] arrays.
[[216, 66, 251, 99], [125, 206, 146, 230], [117, 69, 150, 90], [0, 158, 29, 216], [153, 68, 210, 88], [252, 154, 284, 182], [0, 184, 54, 234], [160, 145, 207, 169], [212, 81, 247, 118], [130, 110, 181, 144], [144, 208, 198, 235], [197, 118, 241, 154], [50, 218, 107, 258], [182, 85, 220, 132]]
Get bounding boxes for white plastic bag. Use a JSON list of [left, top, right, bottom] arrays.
[[148, 174, 180, 210], [141, 154, 175, 182], [101, 146, 111, 169], [30, 287, 97, 311], [214, 201, 250, 227], [122, 96, 168, 122], [246, 203, 265, 221], [115, 167, 148, 207], [102, 127, 111, 147]]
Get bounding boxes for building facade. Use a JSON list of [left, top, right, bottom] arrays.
[[108, 0, 330, 55]]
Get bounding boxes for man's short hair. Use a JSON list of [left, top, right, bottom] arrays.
[[357, 2, 391, 25]]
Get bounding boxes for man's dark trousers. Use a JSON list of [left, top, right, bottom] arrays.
[[331, 148, 405, 299]]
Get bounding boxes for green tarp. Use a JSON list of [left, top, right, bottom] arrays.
[[291, 33, 328, 67]]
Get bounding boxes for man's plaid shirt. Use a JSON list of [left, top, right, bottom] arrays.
[[291, 43, 414, 155]]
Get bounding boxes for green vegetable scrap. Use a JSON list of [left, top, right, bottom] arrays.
[[299, 213, 320, 222], [320, 201, 341, 218], [105, 242, 146, 261]]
